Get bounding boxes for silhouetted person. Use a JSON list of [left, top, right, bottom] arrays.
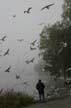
[[36, 80, 45, 101]]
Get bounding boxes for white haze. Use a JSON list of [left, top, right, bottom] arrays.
[[0, 0, 64, 94]]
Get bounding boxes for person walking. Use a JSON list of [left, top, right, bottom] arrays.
[[36, 80, 45, 102]]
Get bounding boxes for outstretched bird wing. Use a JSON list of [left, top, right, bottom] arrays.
[[17, 39, 24, 42], [47, 3, 55, 7], [0, 36, 6, 41], [31, 39, 37, 46], [30, 58, 35, 63], [30, 46, 36, 50], [27, 7, 32, 13], [41, 3, 55, 10], [5, 66, 11, 73], [3, 49, 9, 56], [24, 7, 32, 13]]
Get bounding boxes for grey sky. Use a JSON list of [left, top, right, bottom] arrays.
[[0, 0, 64, 92]]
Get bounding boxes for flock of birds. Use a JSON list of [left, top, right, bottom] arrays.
[[0, 34, 38, 80], [0, 3, 55, 90], [23, 3, 55, 14], [1, 2, 70, 93], [12, 3, 55, 18]]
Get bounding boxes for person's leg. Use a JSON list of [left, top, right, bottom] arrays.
[[39, 93, 41, 101], [42, 92, 45, 101]]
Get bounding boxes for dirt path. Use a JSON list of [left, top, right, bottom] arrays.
[[24, 97, 71, 108]]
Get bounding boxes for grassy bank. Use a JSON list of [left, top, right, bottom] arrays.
[[0, 89, 35, 108]]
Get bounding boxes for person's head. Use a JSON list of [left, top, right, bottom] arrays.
[[38, 79, 41, 83]]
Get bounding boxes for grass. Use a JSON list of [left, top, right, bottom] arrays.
[[0, 89, 35, 108]]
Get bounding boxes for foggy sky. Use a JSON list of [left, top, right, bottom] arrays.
[[0, 0, 64, 91]]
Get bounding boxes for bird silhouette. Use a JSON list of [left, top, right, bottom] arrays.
[[25, 58, 35, 64], [29, 58, 35, 63], [13, 14, 16, 18], [0, 36, 6, 42], [39, 23, 44, 26], [24, 7, 32, 14], [30, 46, 36, 50], [5, 66, 11, 73], [3, 49, 9, 56], [17, 39, 24, 42], [25, 60, 30, 64], [21, 81, 28, 85], [15, 74, 20, 79], [30, 40, 37, 46], [40, 3, 55, 11]]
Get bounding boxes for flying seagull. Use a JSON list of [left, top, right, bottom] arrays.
[[25, 58, 35, 64], [17, 39, 24, 42], [15, 74, 20, 79], [29, 58, 35, 63], [3, 49, 9, 56], [0, 35, 7, 42], [38, 23, 44, 26], [25, 60, 30, 64], [30, 39, 37, 46], [24, 7, 32, 14], [13, 14, 16, 18], [40, 3, 55, 11], [21, 81, 28, 85], [5, 66, 11, 73], [30, 46, 36, 50]]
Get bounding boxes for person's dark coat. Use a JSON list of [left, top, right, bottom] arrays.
[[36, 80, 45, 94]]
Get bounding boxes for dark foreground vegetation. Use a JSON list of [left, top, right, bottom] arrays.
[[0, 89, 34, 108]]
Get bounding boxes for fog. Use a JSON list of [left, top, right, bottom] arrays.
[[0, 0, 64, 94]]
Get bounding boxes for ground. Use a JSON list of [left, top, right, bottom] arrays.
[[24, 96, 71, 108]]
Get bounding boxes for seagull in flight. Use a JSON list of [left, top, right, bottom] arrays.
[[3, 49, 10, 56], [30, 58, 35, 63], [30, 46, 36, 50], [25, 60, 30, 64], [15, 74, 20, 79], [21, 81, 29, 85], [17, 39, 24, 42], [13, 14, 16, 18], [25, 58, 35, 64], [24, 7, 32, 14], [30, 40, 37, 46], [38, 23, 44, 26], [0, 35, 7, 42], [5, 66, 11, 73], [40, 3, 55, 11]]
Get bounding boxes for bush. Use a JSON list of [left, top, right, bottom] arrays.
[[0, 89, 34, 108]]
